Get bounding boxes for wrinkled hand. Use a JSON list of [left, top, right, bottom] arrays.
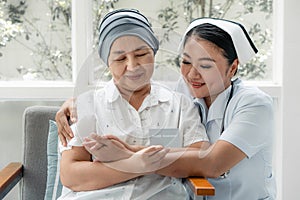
[[100, 134, 141, 152], [55, 98, 77, 146], [105, 145, 170, 174], [83, 133, 133, 162]]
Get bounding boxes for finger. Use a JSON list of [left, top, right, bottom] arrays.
[[83, 140, 97, 150], [90, 133, 111, 146], [149, 148, 169, 163], [104, 135, 132, 150], [83, 137, 104, 151], [89, 132, 100, 140], [55, 107, 70, 124], [83, 141, 99, 156], [142, 145, 164, 155], [145, 147, 169, 164], [58, 134, 68, 147], [61, 114, 74, 138], [90, 133, 104, 143], [62, 126, 72, 140], [83, 137, 92, 142], [110, 139, 127, 149], [57, 118, 71, 146], [57, 112, 74, 138], [103, 134, 120, 140], [64, 123, 74, 138], [104, 135, 125, 145], [90, 142, 105, 151], [70, 99, 78, 123]]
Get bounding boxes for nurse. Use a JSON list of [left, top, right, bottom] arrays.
[[56, 18, 277, 199], [165, 18, 277, 199]]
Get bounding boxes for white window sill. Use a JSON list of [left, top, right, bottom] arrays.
[[0, 80, 282, 100]]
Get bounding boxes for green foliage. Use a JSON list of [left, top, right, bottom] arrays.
[[0, 0, 273, 81], [157, 2, 179, 44], [157, 0, 273, 80], [91, 0, 119, 48], [0, 0, 121, 80], [0, 1, 25, 49], [0, 0, 72, 80]]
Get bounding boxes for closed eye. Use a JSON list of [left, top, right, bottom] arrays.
[[181, 60, 191, 65], [136, 52, 148, 57], [114, 56, 126, 62], [199, 65, 211, 69]]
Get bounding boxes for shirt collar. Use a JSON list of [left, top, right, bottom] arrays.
[[193, 98, 208, 124], [194, 84, 233, 124], [207, 84, 233, 122], [104, 80, 121, 103]]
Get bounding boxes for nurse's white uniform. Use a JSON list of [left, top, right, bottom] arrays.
[[177, 77, 277, 200]]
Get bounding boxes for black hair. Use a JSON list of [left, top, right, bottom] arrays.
[[184, 23, 238, 65]]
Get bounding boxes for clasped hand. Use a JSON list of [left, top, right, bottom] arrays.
[[83, 133, 170, 173]]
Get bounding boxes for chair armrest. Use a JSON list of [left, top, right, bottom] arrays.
[[183, 177, 215, 197], [0, 162, 23, 199]]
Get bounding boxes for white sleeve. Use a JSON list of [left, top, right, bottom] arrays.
[[60, 91, 97, 152], [179, 94, 208, 147], [220, 92, 274, 158]]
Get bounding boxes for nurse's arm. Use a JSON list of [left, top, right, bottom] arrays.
[[156, 140, 246, 178]]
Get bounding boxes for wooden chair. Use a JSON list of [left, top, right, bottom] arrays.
[[0, 106, 215, 199]]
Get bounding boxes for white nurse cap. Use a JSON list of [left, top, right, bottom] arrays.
[[182, 18, 258, 65]]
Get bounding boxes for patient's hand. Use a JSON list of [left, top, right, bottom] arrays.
[[105, 145, 170, 173], [83, 133, 133, 162], [100, 134, 143, 152]]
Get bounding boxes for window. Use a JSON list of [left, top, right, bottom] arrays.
[[0, 0, 277, 99], [90, 0, 275, 85], [0, 0, 71, 81]]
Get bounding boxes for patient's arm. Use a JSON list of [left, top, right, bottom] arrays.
[[60, 146, 142, 191], [103, 145, 170, 173], [82, 133, 134, 162], [60, 145, 168, 192], [82, 134, 213, 175], [82, 133, 145, 162]]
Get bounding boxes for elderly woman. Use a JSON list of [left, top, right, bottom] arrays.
[[57, 9, 208, 200]]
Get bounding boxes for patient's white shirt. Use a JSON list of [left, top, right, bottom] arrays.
[[58, 80, 208, 200]]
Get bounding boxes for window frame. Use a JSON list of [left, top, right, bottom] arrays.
[[0, 0, 281, 100]]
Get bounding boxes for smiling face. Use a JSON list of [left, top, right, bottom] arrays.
[[180, 36, 238, 106], [108, 35, 155, 93]]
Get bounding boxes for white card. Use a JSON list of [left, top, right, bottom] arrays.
[[149, 128, 181, 147]]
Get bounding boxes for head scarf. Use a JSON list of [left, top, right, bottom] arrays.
[[98, 9, 159, 66], [181, 18, 258, 65]]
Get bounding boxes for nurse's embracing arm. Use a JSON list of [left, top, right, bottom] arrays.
[[155, 140, 246, 178], [156, 92, 273, 178]]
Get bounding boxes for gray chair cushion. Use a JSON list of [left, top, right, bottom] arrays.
[[21, 106, 59, 200]]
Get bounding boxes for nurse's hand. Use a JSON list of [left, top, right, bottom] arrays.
[[83, 133, 133, 162], [55, 98, 77, 146]]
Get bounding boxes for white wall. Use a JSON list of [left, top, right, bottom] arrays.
[[281, 0, 300, 199]]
